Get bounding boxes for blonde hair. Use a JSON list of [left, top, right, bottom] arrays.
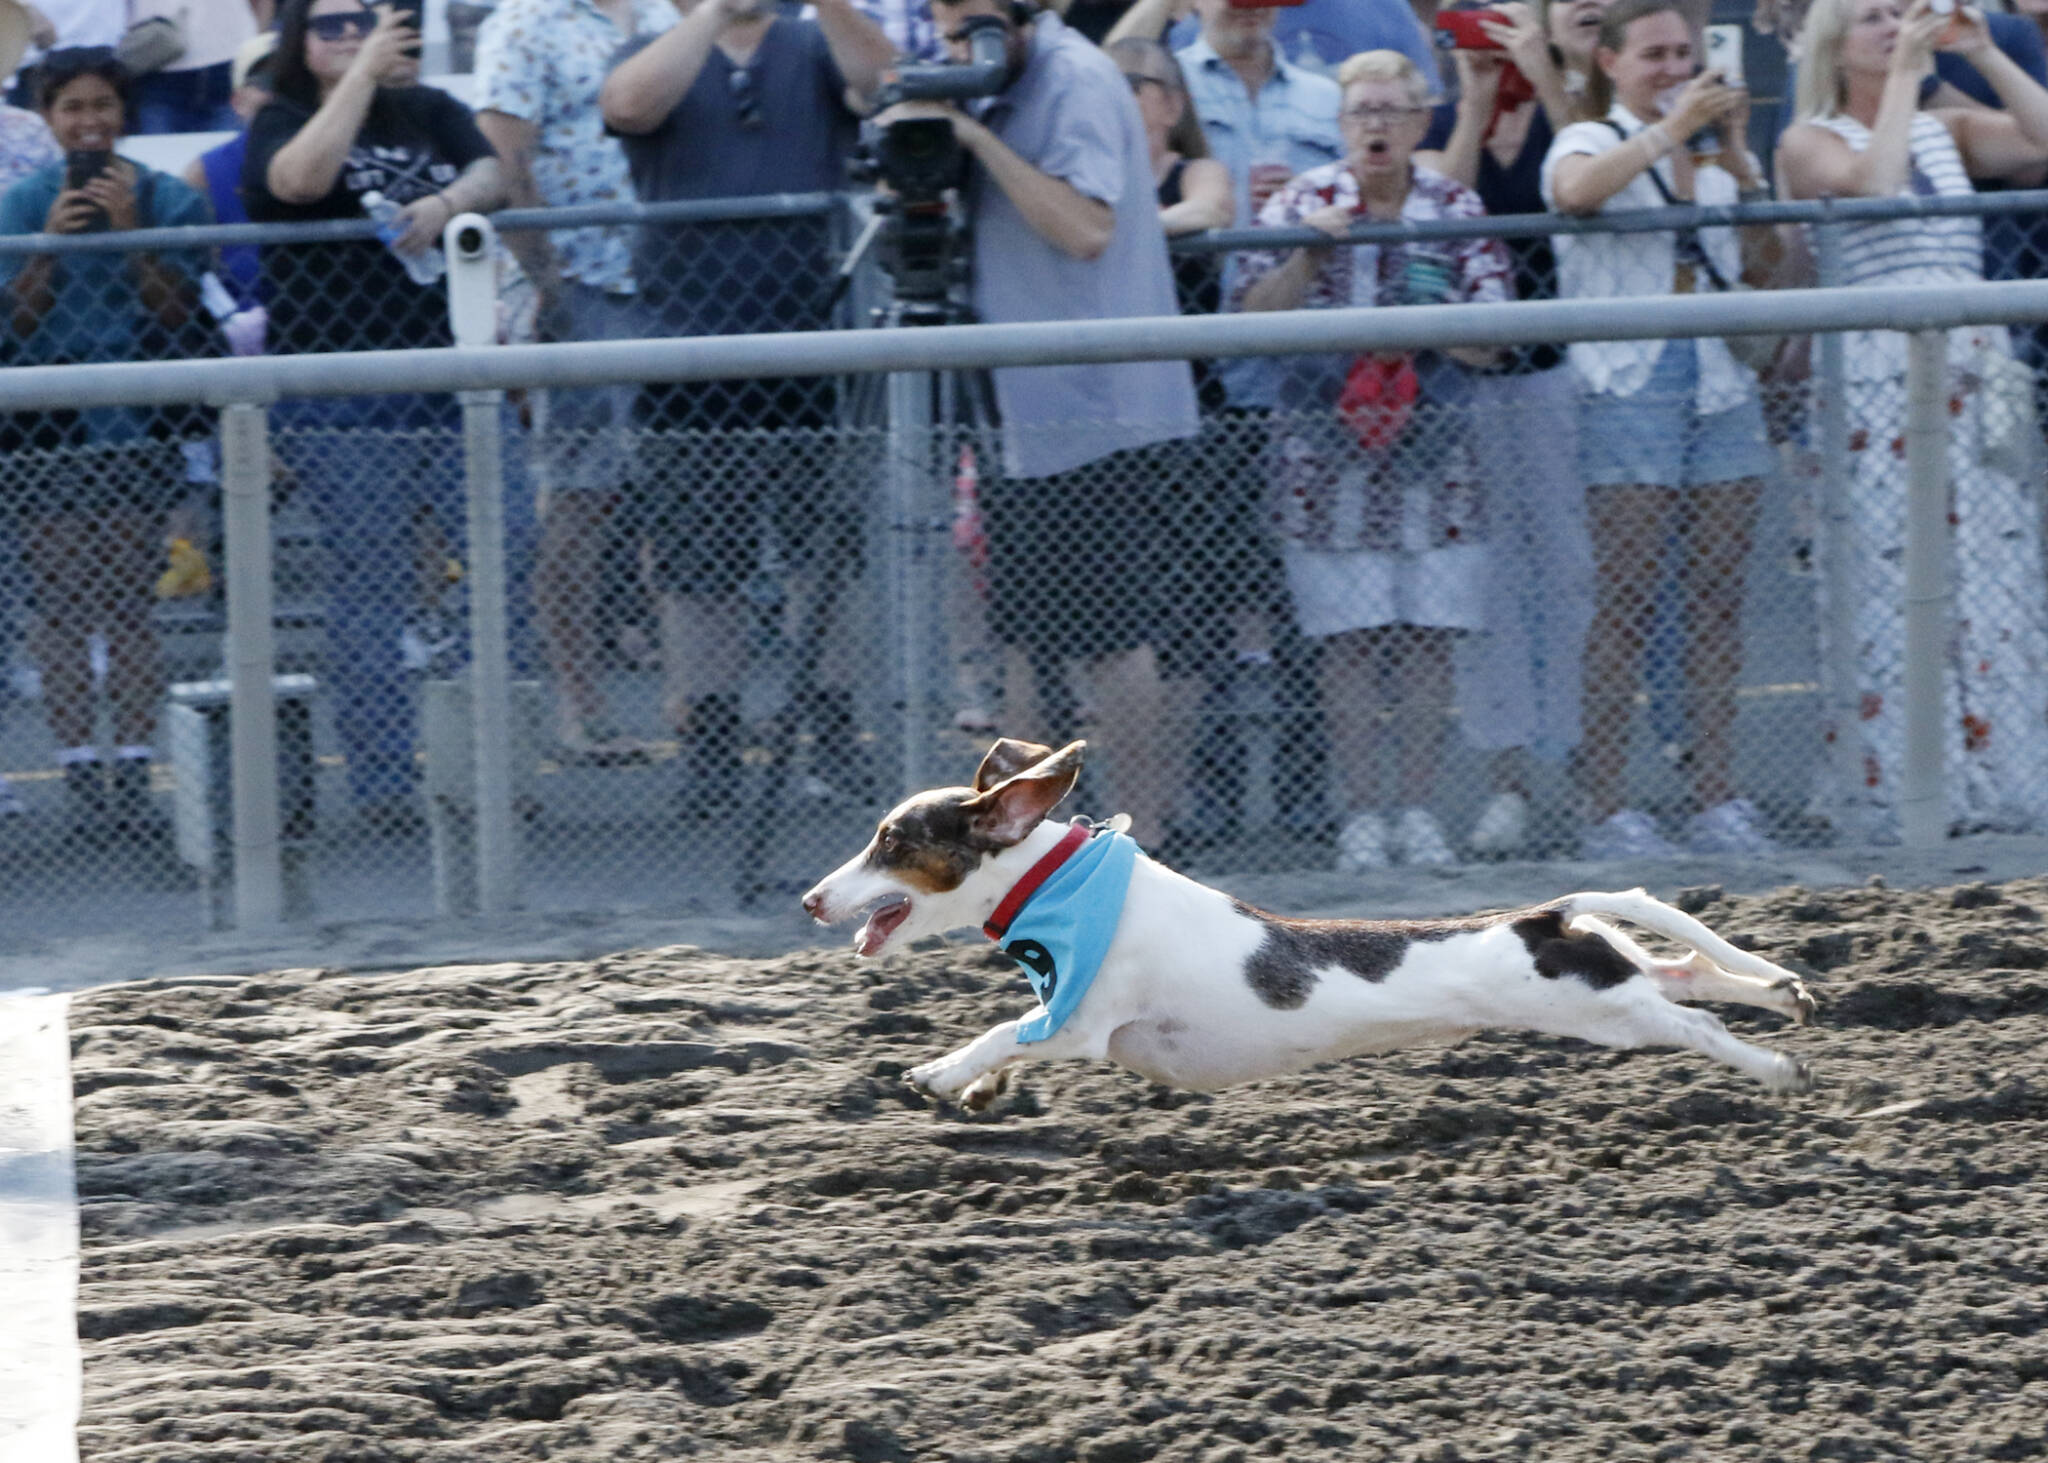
[[1335, 48, 1435, 109], [1792, 0, 1857, 121]]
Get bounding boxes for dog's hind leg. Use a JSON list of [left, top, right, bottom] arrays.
[[1570, 914, 1818, 1025], [1529, 976, 1816, 1094]]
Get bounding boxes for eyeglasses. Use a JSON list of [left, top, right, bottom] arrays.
[[1124, 73, 1169, 94], [1342, 104, 1426, 126], [729, 65, 764, 131], [307, 10, 378, 41]]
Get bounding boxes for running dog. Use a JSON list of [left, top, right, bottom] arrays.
[[801, 739, 1818, 1109]]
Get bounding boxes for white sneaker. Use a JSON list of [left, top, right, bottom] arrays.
[[1467, 791, 1529, 858], [1582, 808, 1679, 860], [1335, 811, 1389, 872], [1686, 797, 1780, 855], [1394, 806, 1457, 866], [0, 776, 23, 817]]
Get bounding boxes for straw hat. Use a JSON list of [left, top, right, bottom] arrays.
[[1, 0, 36, 87], [230, 27, 276, 92]]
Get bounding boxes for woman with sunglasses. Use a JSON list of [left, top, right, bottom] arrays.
[[1778, 0, 2048, 839], [243, 0, 509, 835], [0, 47, 209, 843]]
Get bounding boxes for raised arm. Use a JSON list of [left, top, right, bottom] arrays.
[[601, 0, 731, 136], [1777, 2, 1934, 198], [265, 6, 418, 202], [813, 0, 896, 110], [1102, 0, 1192, 50], [955, 110, 1115, 258], [1937, 8, 2048, 179], [1419, 50, 1506, 188]]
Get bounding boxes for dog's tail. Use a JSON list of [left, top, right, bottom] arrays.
[[1557, 887, 1796, 983]]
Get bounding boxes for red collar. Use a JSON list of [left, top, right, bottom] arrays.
[[982, 823, 1090, 942]]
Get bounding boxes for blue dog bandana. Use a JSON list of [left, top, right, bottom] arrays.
[[982, 822, 1138, 1044]]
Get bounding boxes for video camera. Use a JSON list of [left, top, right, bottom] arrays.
[[850, 13, 1013, 317]]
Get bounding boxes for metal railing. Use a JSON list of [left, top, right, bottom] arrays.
[[6, 184, 2048, 951]]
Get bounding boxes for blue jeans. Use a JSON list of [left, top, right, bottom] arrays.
[[130, 62, 239, 135], [273, 394, 535, 806]]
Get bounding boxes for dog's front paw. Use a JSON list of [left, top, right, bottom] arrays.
[[904, 1058, 972, 1104], [1767, 1053, 1817, 1096]]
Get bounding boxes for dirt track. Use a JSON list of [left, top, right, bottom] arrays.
[[69, 876, 2048, 1462]]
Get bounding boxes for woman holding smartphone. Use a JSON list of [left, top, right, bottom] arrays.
[[1541, 0, 1780, 862], [1779, 0, 2048, 838], [243, 0, 508, 835], [0, 47, 209, 844]]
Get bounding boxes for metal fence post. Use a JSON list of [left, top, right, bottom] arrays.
[[1901, 329, 1952, 846], [220, 399, 284, 930], [1810, 210, 1865, 838], [448, 213, 519, 913], [460, 389, 519, 912], [883, 370, 939, 796]]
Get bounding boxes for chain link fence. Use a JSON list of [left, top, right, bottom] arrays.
[[3, 192, 2048, 955]]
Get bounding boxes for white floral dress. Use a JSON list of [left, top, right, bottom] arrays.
[[1812, 111, 2048, 835]]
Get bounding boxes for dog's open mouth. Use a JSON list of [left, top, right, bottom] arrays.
[[855, 895, 913, 956]]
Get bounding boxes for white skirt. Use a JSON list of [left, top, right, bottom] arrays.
[[1283, 540, 1488, 639]]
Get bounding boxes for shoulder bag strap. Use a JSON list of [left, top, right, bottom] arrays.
[[1597, 118, 1731, 293]]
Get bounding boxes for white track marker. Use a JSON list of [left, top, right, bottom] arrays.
[[0, 992, 79, 1463]]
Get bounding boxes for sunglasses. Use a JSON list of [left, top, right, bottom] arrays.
[[307, 9, 378, 41], [1342, 104, 1426, 126], [729, 65, 764, 131], [1124, 72, 1170, 94]]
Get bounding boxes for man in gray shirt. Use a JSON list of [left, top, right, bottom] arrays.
[[879, 0, 1200, 851]]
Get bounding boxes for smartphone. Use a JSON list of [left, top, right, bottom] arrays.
[[63, 148, 112, 230], [1705, 23, 1744, 87], [64, 148, 112, 191], [1434, 8, 1507, 50], [383, 0, 424, 58]]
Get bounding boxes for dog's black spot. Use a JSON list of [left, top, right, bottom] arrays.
[[1511, 910, 1638, 990], [1233, 904, 1517, 1010]]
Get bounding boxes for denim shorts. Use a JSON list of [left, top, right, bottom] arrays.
[[1579, 341, 1776, 489], [537, 286, 646, 493]]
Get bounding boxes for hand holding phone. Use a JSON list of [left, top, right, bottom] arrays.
[[61, 149, 113, 232]]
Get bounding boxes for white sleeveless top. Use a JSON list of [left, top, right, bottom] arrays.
[[1809, 110, 2000, 381], [1810, 111, 1982, 287]]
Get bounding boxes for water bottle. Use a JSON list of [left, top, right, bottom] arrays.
[[361, 190, 446, 286]]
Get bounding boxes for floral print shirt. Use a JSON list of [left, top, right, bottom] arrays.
[[0, 105, 62, 200], [472, 0, 677, 294], [1232, 158, 1512, 313], [1233, 161, 1510, 556]]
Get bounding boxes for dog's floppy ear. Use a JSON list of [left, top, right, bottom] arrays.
[[964, 740, 1086, 846], [972, 737, 1057, 793]]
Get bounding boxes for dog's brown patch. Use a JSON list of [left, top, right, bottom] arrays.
[[868, 792, 1005, 893]]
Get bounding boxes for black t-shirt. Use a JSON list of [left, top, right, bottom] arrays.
[[1421, 102, 1561, 374], [1158, 157, 1226, 415], [242, 86, 495, 355]]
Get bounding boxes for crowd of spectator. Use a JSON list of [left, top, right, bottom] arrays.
[[3, 0, 2047, 866]]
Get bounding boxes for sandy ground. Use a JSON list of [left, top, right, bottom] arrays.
[[65, 875, 2048, 1462]]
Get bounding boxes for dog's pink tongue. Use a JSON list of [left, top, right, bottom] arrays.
[[856, 897, 912, 956]]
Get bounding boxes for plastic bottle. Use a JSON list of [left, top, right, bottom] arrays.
[[361, 190, 446, 286]]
